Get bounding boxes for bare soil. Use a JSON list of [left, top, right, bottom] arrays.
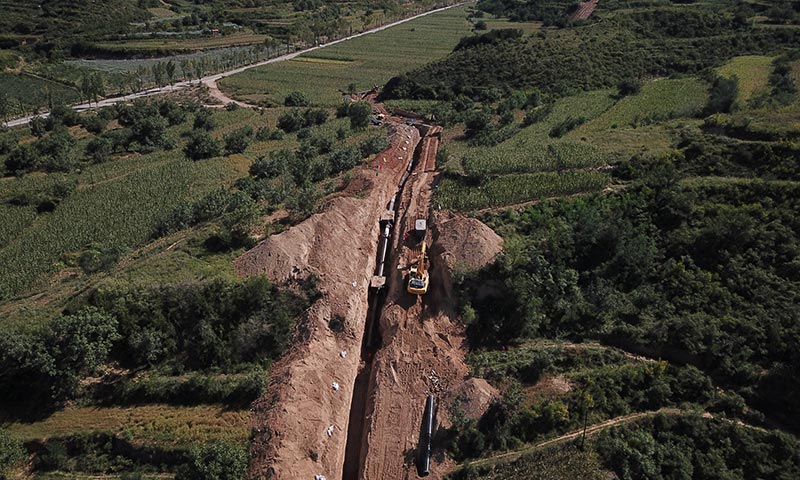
[[358, 137, 503, 479], [569, 0, 599, 21], [236, 123, 420, 480], [236, 99, 504, 480]]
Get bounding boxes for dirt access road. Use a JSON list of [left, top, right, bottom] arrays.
[[2, 2, 466, 128], [236, 99, 503, 479]]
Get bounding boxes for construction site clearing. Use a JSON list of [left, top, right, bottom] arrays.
[[234, 96, 503, 480]]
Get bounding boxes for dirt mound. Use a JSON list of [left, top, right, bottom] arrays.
[[451, 377, 498, 420], [528, 375, 574, 403], [432, 210, 503, 275], [237, 124, 420, 480]]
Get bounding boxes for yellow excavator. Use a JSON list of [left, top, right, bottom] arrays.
[[407, 241, 430, 295]]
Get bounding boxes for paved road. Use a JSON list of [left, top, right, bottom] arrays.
[[2, 2, 466, 128]]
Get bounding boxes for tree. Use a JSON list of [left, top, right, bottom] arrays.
[[153, 62, 165, 88], [194, 108, 215, 130], [347, 101, 372, 130], [165, 60, 177, 87], [5, 144, 40, 174], [47, 308, 120, 397], [705, 76, 738, 114], [86, 136, 113, 163], [287, 181, 322, 218], [224, 126, 254, 155], [185, 130, 222, 160], [328, 145, 360, 174], [359, 135, 389, 157], [303, 108, 328, 126], [464, 109, 492, 138], [617, 78, 642, 97], [35, 131, 77, 172], [176, 440, 248, 480], [0, 92, 10, 122], [250, 150, 291, 179], [277, 109, 305, 132]]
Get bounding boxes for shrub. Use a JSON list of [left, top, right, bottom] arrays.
[[347, 101, 372, 130], [284, 91, 310, 107], [176, 441, 248, 480], [277, 109, 305, 132], [0, 428, 25, 475], [80, 114, 108, 134], [193, 108, 215, 130], [250, 149, 292, 179], [86, 136, 113, 163], [359, 135, 389, 157], [224, 126, 253, 155], [303, 107, 328, 126], [184, 130, 222, 160]]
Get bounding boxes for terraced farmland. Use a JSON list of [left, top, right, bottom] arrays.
[[219, 5, 474, 106], [438, 170, 610, 211], [576, 78, 708, 132], [717, 55, 773, 104]]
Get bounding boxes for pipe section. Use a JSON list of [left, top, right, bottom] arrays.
[[417, 395, 435, 477]]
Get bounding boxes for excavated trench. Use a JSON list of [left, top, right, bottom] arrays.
[[341, 125, 427, 480]]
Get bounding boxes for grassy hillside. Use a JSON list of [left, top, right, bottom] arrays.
[[382, 3, 800, 101]]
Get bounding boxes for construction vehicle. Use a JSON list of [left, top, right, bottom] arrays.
[[407, 240, 429, 295]]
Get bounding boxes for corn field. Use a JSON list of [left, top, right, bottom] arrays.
[[463, 141, 608, 176], [0, 155, 240, 297], [437, 170, 610, 211]]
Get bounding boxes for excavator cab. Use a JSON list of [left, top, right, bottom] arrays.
[[407, 241, 429, 295]]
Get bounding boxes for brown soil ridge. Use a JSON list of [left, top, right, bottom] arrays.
[[236, 123, 421, 480]]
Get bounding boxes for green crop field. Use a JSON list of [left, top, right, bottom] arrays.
[[4, 404, 250, 448], [94, 31, 269, 53], [219, 5, 474, 106], [462, 141, 608, 176], [0, 73, 81, 116], [717, 55, 773, 104], [0, 154, 246, 300], [576, 78, 709, 132], [437, 170, 610, 211]]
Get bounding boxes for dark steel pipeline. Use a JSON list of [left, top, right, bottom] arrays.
[[375, 221, 391, 277], [417, 395, 435, 477]]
